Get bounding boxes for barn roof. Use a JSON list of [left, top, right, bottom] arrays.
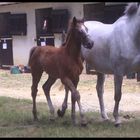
[[0, 2, 21, 6]]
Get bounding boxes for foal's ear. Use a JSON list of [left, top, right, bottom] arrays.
[[73, 17, 77, 26]]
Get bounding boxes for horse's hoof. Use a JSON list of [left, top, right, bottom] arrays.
[[57, 109, 65, 118], [114, 123, 121, 127], [102, 118, 110, 122], [50, 118, 55, 122], [81, 122, 87, 127], [81, 118, 88, 127], [33, 117, 39, 122], [72, 122, 77, 127]]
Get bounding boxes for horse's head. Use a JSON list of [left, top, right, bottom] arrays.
[[124, 3, 140, 17], [70, 17, 94, 49], [123, 3, 140, 46]]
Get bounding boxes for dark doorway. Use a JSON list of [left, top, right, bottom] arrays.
[[84, 3, 105, 74], [104, 4, 126, 24], [0, 37, 13, 66], [0, 12, 13, 66], [84, 3, 105, 22], [35, 8, 54, 46]]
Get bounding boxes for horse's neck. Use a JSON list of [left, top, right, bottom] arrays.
[[115, 16, 140, 46], [134, 19, 140, 37], [65, 33, 81, 58], [127, 17, 140, 45]]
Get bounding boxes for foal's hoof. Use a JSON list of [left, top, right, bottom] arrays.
[[49, 116, 55, 122], [57, 109, 65, 118], [33, 117, 39, 122]]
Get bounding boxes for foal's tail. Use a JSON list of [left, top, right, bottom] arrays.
[[28, 46, 37, 67]]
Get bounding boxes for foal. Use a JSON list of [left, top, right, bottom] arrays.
[[28, 17, 93, 125]]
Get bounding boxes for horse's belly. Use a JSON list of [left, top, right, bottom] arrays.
[[85, 55, 113, 74], [82, 48, 113, 74], [90, 61, 113, 74]]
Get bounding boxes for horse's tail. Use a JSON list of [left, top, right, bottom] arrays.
[[28, 46, 37, 67]]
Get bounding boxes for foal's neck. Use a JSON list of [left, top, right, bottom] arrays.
[[65, 31, 81, 59]]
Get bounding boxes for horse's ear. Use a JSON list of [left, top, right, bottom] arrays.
[[73, 17, 77, 26], [81, 18, 85, 23], [124, 3, 138, 16]]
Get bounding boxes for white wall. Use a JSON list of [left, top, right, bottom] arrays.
[[0, 2, 85, 65]]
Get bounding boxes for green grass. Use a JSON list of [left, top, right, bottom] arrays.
[[1, 70, 140, 137], [0, 96, 140, 137]]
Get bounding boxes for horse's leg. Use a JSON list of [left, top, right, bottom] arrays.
[[57, 85, 69, 117], [113, 74, 123, 127], [61, 77, 77, 125], [96, 72, 109, 121], [62, 77, 86, 126], [42, 76, 57, 121], [31, 69, 43, 121], [73, 77, 87, 126]]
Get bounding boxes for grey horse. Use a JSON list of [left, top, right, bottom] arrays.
[[58, 3, 140, 127]]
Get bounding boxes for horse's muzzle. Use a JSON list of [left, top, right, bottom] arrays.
[[86, 41, 94, 49]]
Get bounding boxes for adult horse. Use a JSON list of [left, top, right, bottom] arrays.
[[82, 2, 140, 127], [28, 17, 93, 126], [59, 3, 140, 127]]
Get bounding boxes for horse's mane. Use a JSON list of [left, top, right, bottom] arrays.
[[124, 3, 139, 16], [61, 18, 85, 57], [63, 18, 84, 46]]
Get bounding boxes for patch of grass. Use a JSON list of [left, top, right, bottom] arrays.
[[1, 70, 140, 137], [0, 69, 48, 93], [0, 96, 139, 137]]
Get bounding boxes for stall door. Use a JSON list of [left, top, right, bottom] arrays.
[[35, 8, 54, 46], [0, 12, 13, 66], [0, 37, 13, 66], [84, 3, 105, 22], [104, 4, 126, 24]]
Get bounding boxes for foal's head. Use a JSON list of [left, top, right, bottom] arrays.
[[66, 17, 94, 49]]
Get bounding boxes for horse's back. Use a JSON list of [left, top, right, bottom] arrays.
[[29, 45, 59, 67], [84, 21, 113, 35]]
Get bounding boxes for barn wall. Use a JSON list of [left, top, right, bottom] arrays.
[[0, 2, 86, 65]]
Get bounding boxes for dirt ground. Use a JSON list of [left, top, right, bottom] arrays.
[[1, 69, 140, 115]]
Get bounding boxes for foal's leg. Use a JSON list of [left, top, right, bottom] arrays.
[[57, 78, 81, 118], [113, 74, 123, 127], [96, 72, 109, 121], [62, 77, 86, 126], [31, 69, 43, 121], [42, 76, 57, 120], [61, 78, 77, 125], [57, 85, 69, 117], [74, 78, 87, 126]]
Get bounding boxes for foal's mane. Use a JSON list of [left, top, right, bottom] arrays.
[[124, 3, 139, 16], [63, 18, 84, 57], [65, 18, 84, 44]]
